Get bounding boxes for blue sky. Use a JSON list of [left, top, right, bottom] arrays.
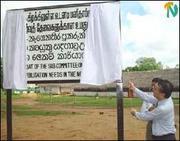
[[120, 1, 147, 53], [121, 1, 146, 20], [1, 1, 179, 69], [120, 1, 179, 69]]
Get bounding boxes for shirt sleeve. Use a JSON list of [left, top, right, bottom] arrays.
[[140, 101, 153, 112], [134, 88, 158, 105], [134, 108, 163, 121]]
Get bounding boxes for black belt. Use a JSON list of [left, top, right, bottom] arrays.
[[152, 133, 176, 140]]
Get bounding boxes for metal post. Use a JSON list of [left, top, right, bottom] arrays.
[[116, 82, 124, 140], [6, 89, 12, 140], [117, 1, 123, 139]]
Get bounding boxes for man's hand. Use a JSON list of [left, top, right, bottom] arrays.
[[148, 106, 155, 111], [129, 81, 136, 91], [130, 108, 137, 116]]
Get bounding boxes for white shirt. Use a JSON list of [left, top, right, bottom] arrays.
[[140, 101, 153, 112], [134, 88, 176, 136], [140, 92, 153, 113]]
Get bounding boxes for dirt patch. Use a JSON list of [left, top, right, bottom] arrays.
[[1, 96, 179, 140]]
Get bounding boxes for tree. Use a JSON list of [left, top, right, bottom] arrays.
[[136, 57, 163, 71], [175, 64, 179, 68], [124, 57, 163, 72]]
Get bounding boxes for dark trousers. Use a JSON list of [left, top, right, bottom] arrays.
[[152, 133, 176, 140], [146, 121, 152, 140]]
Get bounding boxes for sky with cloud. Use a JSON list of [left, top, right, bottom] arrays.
[[1, 1, 179, 69], [120, 1, 179, 69]]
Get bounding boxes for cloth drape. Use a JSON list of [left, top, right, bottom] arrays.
[[2, 10, 27, 89], [80, 2, 122, 85]]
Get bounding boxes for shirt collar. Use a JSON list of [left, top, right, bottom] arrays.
[[158, 97, 170, 105]]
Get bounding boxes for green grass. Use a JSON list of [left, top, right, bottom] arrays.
[[1, 94, 81, 117], [1, 94, 179, 117], [123, 98, 143, 107], [36, 95, 146, 108], [173, 98, 180, 105], [36, 95, 117, 108], [1, 94, 28, 111], [14, 110, 80, 116], [1, 93, 24, 100], [13, 105, 32, 110], [36, 95, 180, 107], [1, 103, 80, 117]]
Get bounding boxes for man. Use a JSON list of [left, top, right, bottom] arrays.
[[140, 78, 162, 140], [140, 78, 162, 113], [130, 79, 176, 140]]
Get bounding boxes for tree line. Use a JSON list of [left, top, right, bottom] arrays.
[[123, 57, 179, 72]]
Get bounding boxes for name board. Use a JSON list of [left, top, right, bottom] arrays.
[[25, 5, 90, 82]]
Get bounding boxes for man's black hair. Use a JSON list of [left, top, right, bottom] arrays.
[[164, 79, 174, 93], [152, 77, 162, 83], [157, 79, 174, 98]]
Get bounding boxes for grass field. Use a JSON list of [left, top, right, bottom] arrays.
[[1, 93, 179, 117], [1, 93, 179, 140]]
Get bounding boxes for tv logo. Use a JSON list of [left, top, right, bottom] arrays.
[[164, 2, 178, 18]]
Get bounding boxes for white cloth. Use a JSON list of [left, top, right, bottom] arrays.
[[2, 10, 27, 89], [134, 88, 176, 136], [80, 2, 122, 85]]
